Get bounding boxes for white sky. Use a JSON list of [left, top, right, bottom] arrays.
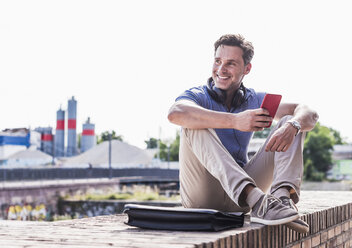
[[1, 0, 351, 149]]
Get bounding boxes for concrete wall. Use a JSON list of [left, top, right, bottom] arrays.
[[58, 200, 181, 218], [0, 170, 179, 220]]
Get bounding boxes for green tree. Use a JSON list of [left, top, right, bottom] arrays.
[[97, 131, 123, 144], [169, 131, 180, 161], [303, 123, 335, 181], [254, 121, 343, 181], [157, 131, 180, 161], [145, 138, 159, 149], [329, 127, 346, 145]]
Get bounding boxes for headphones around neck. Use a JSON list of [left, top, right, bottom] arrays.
[[206, 77, 247, 108]]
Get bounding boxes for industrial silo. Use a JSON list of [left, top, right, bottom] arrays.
[[54, 108, 65, 157], [81, 117, 96, 153], [35, 127, 53, 156], [66, 96, 77, 157]]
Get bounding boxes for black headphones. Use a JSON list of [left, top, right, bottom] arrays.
[[206, 77, 247, 108]]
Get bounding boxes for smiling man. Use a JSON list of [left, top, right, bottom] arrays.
[[168, 34, 319, 233]]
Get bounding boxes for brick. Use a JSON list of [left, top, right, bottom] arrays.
[[237, 233, 243, 248], [321, 231, 328, 243], [336, 235, 343, 245], [312, 234, 320, 247], [343, 222, 349, 232], [267, 226, 272, 248], [258, 228, 262, 248], [291, 243, 301, 248], [218, 237, 225, 248], [286, 227, 292, 244], [328, 228, 335, 239], [231, 234, 237, 247], [278, 225, 282, 247], [225, 236, 231, 248], [329, 238, 337, 248], [335, 225, 342, 235], [310, 214, 314, 234], [260, 227, 266, 248], [277, 226, 281, 248], [242, 232, 248, 248], [247, 230, 254, 248], [342, 232, 349, 242], [302, 238, 312, 248]]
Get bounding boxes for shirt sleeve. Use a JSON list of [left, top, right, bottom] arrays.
[[175, 86, 210, 108]]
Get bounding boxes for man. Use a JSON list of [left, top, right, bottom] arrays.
[[167, 34, 319, 233]]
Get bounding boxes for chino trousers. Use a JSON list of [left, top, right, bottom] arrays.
[[179, 115, 305, 213]]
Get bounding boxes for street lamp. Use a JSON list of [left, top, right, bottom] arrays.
[[108, 132, 112, 179], [165, 139, 171, 170]]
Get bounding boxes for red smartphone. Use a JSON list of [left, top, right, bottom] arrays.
[[260, 93, 282, 128]]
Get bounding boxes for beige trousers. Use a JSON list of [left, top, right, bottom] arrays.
[[179, 115, 305, 213]]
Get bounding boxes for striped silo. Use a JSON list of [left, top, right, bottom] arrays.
[[35, 127, 54, 155], [81, 117, 96, 153], [66, 96, 77, 157], [54, 108, 65, 157], [42, 127, 54, 155]]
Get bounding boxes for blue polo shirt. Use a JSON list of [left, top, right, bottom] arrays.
[[176, 85, 266, 167]]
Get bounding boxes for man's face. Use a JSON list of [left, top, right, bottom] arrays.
[[212, 45, 251, 93]]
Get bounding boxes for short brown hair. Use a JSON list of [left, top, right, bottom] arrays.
[[214, 34, 254, 65]]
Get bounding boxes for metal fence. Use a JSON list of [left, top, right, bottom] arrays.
[[0, 168, 179, 182]]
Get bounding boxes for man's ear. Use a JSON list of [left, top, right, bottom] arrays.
[[244, 63, 252, 75]]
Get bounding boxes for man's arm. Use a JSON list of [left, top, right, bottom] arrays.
[[167, 99, 273, 131], [275, 103, 319, 132], [266, 103, 319, 152]]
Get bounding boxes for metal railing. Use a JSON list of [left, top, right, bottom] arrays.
[[0, 168, 179, 182]]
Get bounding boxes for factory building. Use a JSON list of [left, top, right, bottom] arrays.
[[1, 96, 97, 166], [66, 96, 77, 157], [0, 128, 41, 164], [81, 117, 96, 153], [54, 108, 65, 157]]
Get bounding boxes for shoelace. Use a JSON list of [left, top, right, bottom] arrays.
[[257, 194, 282, 218], [288, 198, 298, 211]]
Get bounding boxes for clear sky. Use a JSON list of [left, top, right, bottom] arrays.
[[1, 0, 351, 149]]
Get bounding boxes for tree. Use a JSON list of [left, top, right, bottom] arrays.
[[150, 131, 180, 161], [145, 138, 159, 149], [329, 128, 346, 145], [254, 121, 343, 181], [303, 123, 335, 181], [97, 131, 123, 144], [169, 131, 180, 161]]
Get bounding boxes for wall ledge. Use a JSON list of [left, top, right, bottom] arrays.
[[0, 191, 351, 247]]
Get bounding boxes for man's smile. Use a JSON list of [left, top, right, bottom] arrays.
[[217, 75, 231, 80]]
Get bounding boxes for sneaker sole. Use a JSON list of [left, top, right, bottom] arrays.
[[251, 214, 299, 226], [285, 219, 309, 233]]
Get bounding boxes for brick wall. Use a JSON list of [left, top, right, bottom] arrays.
[[195, 203, 352, 248]]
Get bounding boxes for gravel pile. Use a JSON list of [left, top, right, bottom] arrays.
[[62, 140, 153, 167]]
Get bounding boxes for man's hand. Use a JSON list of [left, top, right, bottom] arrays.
[[235, 108, 273, 132], [265, 123, 297, 152]]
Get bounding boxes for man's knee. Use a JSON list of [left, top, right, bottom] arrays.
[[277, 115, 293, 125]]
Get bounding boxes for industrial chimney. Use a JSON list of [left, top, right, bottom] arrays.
[[54, 108, 65, 157], [66, 96, 77, 157]]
